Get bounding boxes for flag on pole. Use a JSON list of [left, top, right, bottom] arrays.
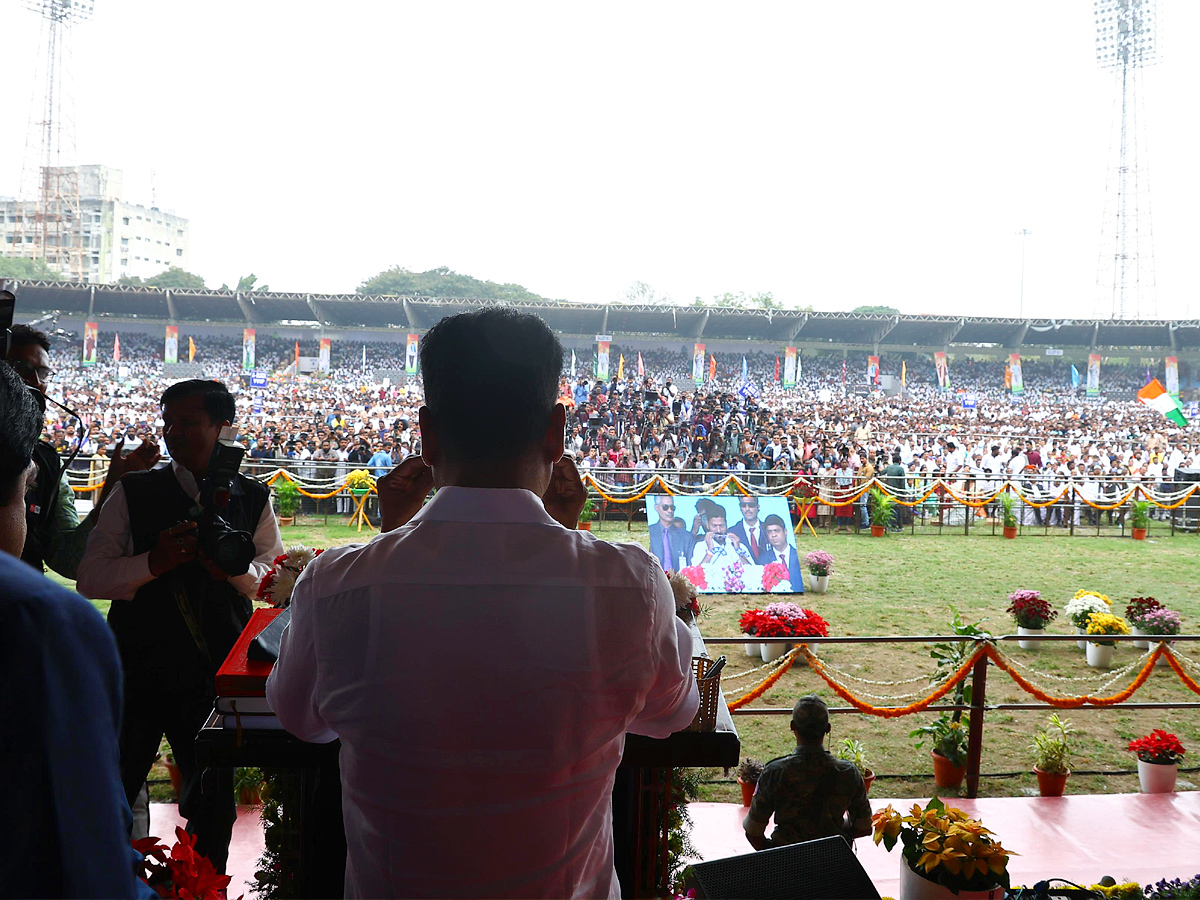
[[841, 358, 847, 385], [618, 355, 625, 381], [901, 360, 907, 387], [1137, 379, 1187, 426], [1071, 365, 1080, 389], [188, 337, 196, 362], [637, 352, 644, 378], [741, 355, 748, 385], [775, 356, 780, 383], [709, 354, 716, 382], [362, 343, 367, 371], [113, 333, 121, 362], [570, 350, 576, 377]]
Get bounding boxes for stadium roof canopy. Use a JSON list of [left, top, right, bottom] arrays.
[[9, 280, 1200, 353]]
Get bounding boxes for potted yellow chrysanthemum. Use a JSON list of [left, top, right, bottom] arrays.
[[1084, 612, 1130, 669]]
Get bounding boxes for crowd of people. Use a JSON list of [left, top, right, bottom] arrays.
[[28, 327, 1198, 527]]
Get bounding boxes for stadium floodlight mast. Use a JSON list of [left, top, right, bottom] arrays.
[[17, 0, 95, 283], [1094, 0, 1159, 321]]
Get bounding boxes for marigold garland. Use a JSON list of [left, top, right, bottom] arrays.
[[726, 648, 801, 710], [983, 643, 1163, 708]]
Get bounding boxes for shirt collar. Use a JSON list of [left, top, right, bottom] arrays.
[[410, 485, 560, 526]]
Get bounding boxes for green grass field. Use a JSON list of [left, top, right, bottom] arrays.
[[64, 513, 1200, 803]]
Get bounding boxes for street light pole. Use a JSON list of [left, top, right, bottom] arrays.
[[1016, 229, 1031, 318]]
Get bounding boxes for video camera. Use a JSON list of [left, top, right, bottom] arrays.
[[187, 427, 257, 576]]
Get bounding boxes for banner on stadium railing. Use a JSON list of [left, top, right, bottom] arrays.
[[646, 494, 801, 594], [783, 346, 797, 388], [405, 334, 419, 376], [597, 340, 611, 381], [867, 355, 880, 386], [1009, 353, 1024, 395], [692, 343, 705, 385], [82, 322, 98, 366], [164, 326, 178, 364], [1166, 356, 1180, 397], [242, 329, 256, 371], [1087, 353, 1101, 397], [934, 352, 949, 391], [318, 338, 331, 375]]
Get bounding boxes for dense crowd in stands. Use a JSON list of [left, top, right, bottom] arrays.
[[36, 328, 1199, 521]]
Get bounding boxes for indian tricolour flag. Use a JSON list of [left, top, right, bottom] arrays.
[[1137, 378, 1187, 426]]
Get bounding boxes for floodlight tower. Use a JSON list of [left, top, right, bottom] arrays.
[[1094, 0, 1159, 320], [18, 0, 94, 282]]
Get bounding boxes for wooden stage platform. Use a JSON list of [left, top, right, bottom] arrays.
[[149, 792, 1200, 897]]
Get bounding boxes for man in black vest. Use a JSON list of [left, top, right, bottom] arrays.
[[78, 379, 283, 873], [6, 324, 159, 578]]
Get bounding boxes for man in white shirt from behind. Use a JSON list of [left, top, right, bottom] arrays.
[[267, 309, 699, 899]]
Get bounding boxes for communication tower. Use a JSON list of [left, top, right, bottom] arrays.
[[17, 0, 94, 282], [1094, 0, 1158, 320]]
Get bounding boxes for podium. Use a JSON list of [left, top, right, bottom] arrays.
[[197, 611, 739, 898]]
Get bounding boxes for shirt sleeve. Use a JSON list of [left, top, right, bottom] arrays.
[[627, 557, 699, 738], [227, 498, 285, 600], [75, 482, 155, 601], [747, 764, 776, 825], [266, 567, 338, 743], [41, 472, 96, 581]]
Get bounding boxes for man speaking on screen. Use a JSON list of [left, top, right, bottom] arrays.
[[267, 309, 698, 899]]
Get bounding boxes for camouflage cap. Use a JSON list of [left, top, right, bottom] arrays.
[[791, 694, 830, 731]]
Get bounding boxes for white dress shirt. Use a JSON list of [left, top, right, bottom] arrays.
[[267, 486, 699, 900], [77, 461, 283, 602]]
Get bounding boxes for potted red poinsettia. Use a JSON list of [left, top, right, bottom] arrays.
[[1129, 730, 1186, 794], [134, 826, 237, 899]]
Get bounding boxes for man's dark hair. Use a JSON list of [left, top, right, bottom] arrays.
[[762, 514, 786, 530], [8, 324, 51, 356], [420, 308, 562, 461], [160, 379, 236, 425], [0, 361, 40, 504]]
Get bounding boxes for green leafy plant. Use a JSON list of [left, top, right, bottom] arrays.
[[580, 495, 597, 522], [869, 487, 896, 527], [910, 714, 969, 767], [998, 491, 1019, 529], [735, 757, 764, 785], [913, 608, 989, 767], [234, 766, 264, 795], [274, 478, 301, 518], [1130, 499, 1152, 530], [836, 738, 872, 777], [1031, 713, 1074, 774]]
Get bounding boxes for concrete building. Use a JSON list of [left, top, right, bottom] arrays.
[[0, 165, 190, 284]]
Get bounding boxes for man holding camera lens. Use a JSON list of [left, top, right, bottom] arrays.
[[78, 379, 283, 874]]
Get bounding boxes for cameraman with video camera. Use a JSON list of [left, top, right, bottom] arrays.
[[77, 379, 283, 874]]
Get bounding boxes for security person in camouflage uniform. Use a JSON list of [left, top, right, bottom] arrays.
[[743, 695, 872, 849]]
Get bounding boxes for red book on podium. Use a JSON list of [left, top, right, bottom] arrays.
[[215, 607, 284, 697]]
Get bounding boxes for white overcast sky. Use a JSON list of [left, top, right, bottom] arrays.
[[0, 1, 1197, 320]]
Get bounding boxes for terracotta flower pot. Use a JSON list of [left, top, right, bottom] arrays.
[[931, 750, 966, 790], [164, 760, 182, 796], [862, 769, 876, 794], [1034, 766, 1069, 797], [871, 524, 886, 537], [1003, 525, 1017, 539], [1132, 527, 1147, 541], [238, 785, 263, 806], [278, 516, 295, 527], [737, 777, 756, 806], [577, 520, 592, 531]]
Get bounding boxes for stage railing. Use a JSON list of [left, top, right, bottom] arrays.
[[703, 632, 1200, 797]]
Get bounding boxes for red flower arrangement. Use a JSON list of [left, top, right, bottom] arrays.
[[680, 565, 708, 590], [134, 826, 238, 899], [740, 604, 829, 638], [761, 561, 790, 592], [1006, 589, 1057, 629], [1128, 730, 1186, 765], [256, 546, 325, 608], [1125, 596, 1163, 626]]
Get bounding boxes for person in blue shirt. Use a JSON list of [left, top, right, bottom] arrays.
[[0, 360, 153, 898], [368, 443, 394, 478], [573, 379, 589, 408]]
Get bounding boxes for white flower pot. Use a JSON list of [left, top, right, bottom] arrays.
[[1137, 759, 1178, 794], [1153, 641, 1175, 668], [1131, 625, 1149, 650], [807, 574, 829, 594], [898, 857, 1003, 900], [1075, 626, 1087, 650], [742, 632, 758, 656], [1086, 641, 1114, 669], [1017, 626, 1044, 651], [760, 642, 790, 663]]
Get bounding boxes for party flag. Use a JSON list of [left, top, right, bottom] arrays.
[[1137, 378, 1187, 427], [618, 355, 625, 381], [901, 360, 907, 387], [188, 336, 196, 362], [1071, 365, 1080, 389], [709, 354, 716, 382], [741, 355, 748, 385], [570, 349, 576, 377], [775, 356, 780, 383], [113, 333, 121, 362], [637, 352, 644, 378]]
